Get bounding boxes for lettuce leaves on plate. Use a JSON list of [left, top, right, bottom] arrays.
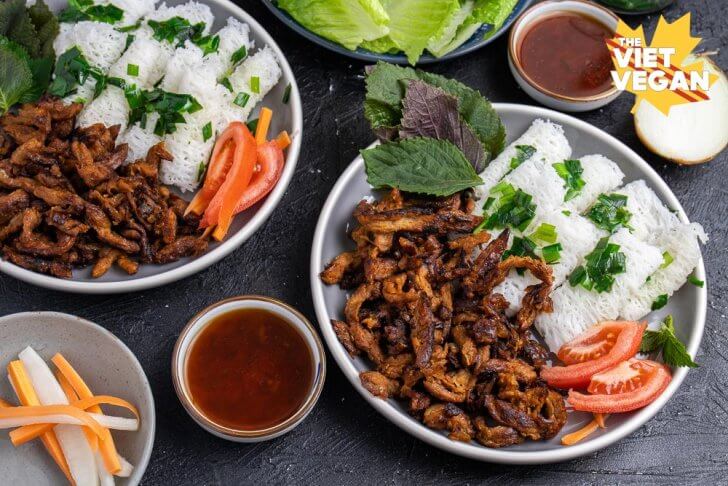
[[277, 0, 520, 64], [277, 0, 389, 51]]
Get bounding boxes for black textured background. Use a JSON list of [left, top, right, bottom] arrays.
[[2, 0, 727, 484]]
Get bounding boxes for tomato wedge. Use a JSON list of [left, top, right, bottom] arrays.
[[568, 360, 672, 413], [231, 141, 284, 215], [200, 124, 257, 239], [186, 122, 246, 217], [541, 321, 646, 390], [558, 320, 631, 365]]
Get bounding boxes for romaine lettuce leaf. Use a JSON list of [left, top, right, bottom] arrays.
[[472, 0, 520, 40], [427, 0, 475, 58], [381, 0, 460, 65], [277, 0, 389, 51]]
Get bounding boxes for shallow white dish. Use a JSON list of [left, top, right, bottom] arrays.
[[0, 0, 303, 294], [0, 312, 155, 484], [310, 103, 707, 464]]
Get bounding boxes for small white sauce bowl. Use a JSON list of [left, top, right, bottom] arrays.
[[172, 296, 326, 442], [508, 0, 621, 112]]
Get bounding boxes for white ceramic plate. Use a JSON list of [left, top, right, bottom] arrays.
[[310, 103, 707, 464], [0, 0, 303, 294], [0, 312, 155, 484]]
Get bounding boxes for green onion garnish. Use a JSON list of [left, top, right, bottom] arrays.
[[220, 77, 233, 92], [660, 251, 674, 269], [127, 64, 139, 76], [231, 45, 247, 65], [509, 144, 536, 171], [562, 210, 571, 216], [688, 275, 704, 287], [250, 76, 260, 94], [569, 237, 626, 293], [233, 92, 250, 107], [202, 121, 212, 142], [476, 182, 536, 233], [196, 161, 206, 182], [282, 83, 291, 104], [553, 159, 585, 201], [586, 193, 633, 233], [246, 118, 258, 133], [651, 294, 669, 310], [530, 223, 558, 245], [541, 243, 563, 264], [502, 236, 538, 275]]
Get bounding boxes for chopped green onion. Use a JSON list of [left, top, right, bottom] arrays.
[[246, 118, 258, 133], [124, 34, 135, 50], [193, 34, 220, 56], [688, 275, 704, 287], [553, 159, 585, 201], [541, 243, 563, 264], [530, 223, 558, 244], [503, 236, 538, 274], [586, 193, 633, 233], [480, 183, 536, 233], [250, 76, 260, 94], [196, 161, 206, 182], [482, 197, 495, 211], [231, 45, 247, 65], [127, 64, 139, 76], [282, 83, 291, 104], [233, 92, 250, 107], [509, 144, 536, 171], [651, 294, 669, 310], [660, 251, 674, 269], [562, 210, 571, 216], [116, 22, 140, 33], [202, 121, 212, 142], [220, 77, 233, 92], [569, 237, 626, 293]]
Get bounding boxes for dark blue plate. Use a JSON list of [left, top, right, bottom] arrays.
[[261, 0, 533, 65]]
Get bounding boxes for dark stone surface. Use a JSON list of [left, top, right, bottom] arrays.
[[1, 0, 727, 484]]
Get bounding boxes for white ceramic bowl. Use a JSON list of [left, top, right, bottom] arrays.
[[0, 312, 155, 485], [508, 0, 621, 112], [0, 0, 303, 294], [172, 296, 326, 442], [310, 103, 707, 464]]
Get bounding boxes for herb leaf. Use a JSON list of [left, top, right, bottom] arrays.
[[59, 0, 124, 25], [569, 237, 626, 293], [641, 315, 698, 368], [362, 137, 483, 197], [399, 79, 486, 172], [193, 34, 219, 56], [586, 193, 633, 233], [553, 159, 585, 201], [231, 45, 247, 66], [48, 46, 105, 98], [148, 16, 205, 47], [0, 37, 32, 114]]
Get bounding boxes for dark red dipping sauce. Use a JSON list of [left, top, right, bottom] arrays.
[[519, 12, 614, 98], [186, 308, 314, 431]]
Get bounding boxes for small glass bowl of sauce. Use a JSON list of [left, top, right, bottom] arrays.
[[172, 296, 326, 442], [508, 0, 621, 112]]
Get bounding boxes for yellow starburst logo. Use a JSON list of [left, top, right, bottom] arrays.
[[606, 13, 718, 115]]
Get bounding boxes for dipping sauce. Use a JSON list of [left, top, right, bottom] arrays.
[[519, 12, 614, 98], [186, 308, 314, 431]]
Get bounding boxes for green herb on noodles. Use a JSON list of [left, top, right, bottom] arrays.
[[530, 223, 557, 245], [508, 144, 535, 171], [59, 0, 124, 25], [127, 63, 138, 76], [233, 92, 249, 107], [476, 182, 535, 233], [541, 243, 562, 264], [250, 75, 260, 94], [687, 275, 704, 287], [148, 16, 205, 47], [282, 83, 291, 104], [569, 237, 626, 293], [193, 34, 219, 56], [553, 159, 585, 201], [196, 160, 206, 182], [116, 22, 139, 33], [48, 46, 105, 98], [502, 236, 537, 274], [651, 293, 668, 310], [230, 45, 247, 66], [220, 77, 233, 92], [660, 251, 674, 269], [586, 193, 633, 233], [202, 121, 212, 142], [641, 315, 698, 368], [246, 118, 258, 133]]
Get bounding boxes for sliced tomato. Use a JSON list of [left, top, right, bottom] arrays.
[[568, 360, 672, 413], [558, 320, 635, 365], [186, 122, 244, 216], [231, 141, 284, 215], [541, 321, 647, 390], [588, 358, 659, 395]]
